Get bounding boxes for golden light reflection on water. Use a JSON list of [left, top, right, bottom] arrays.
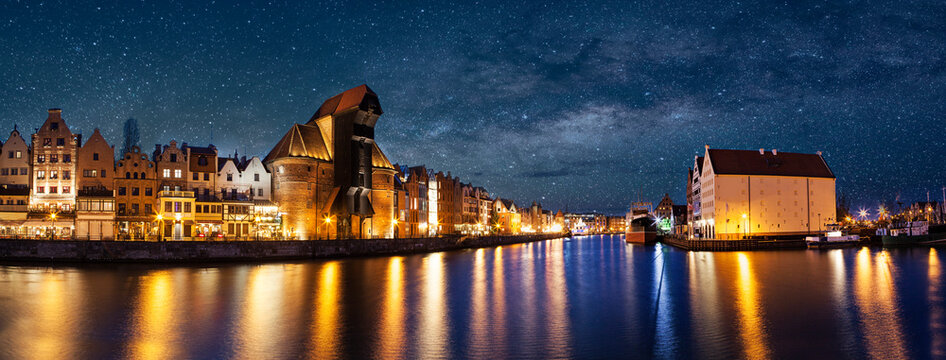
[[546, 240, 570, 359], [734, 253, 770, 360], [235, 266, 286, 360], [490, 246, 507, 354], [469, 248, 489, 357], [854, 248, 907, 359], [376, 256, 405, 358], [23, 271, 78, 360], [930, 248, 945, 358], [308, 262, 340, 360], [687, 251, 722, 353], [418, 252, 449, 358], [128, 270, 180, 360]]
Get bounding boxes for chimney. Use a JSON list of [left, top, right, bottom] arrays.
[[816, 151, 822, 156], [704, 144, 710, 150], [772, 149, 777, 155], [47, 108, 62, 121], [759, 148, 765, 155]]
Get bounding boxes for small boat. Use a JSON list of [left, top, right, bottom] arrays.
[[880, 221, 946, 246], [806, 224, 863, 249]]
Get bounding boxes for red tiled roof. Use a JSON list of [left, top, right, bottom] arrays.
[[707, 149, 834, 178], [308, 84, 382, 122]]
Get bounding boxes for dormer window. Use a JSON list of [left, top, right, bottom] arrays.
[[50, 122, 59, 130]]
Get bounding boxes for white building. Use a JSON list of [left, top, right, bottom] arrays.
[[696, 146, 837, 239], [216, 154, 272, 201], [0, 126, 30, 187]]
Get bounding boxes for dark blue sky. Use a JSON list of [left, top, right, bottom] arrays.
[[1, 1, 944, 213]]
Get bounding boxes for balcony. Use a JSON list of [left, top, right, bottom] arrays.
[[158, 190, 195, 198], [0, 204, 28, 212]]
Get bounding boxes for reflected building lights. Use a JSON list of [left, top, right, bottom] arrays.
[[309, 262, 340, 360], [469, 248, 489, 357], [128, 270, 181, 360], [418, 253, 449, 358], [376, 257, 406, 359], [735, 253, 770, 360], [235, 266, 287, 360], [930, 248, 945, 358], [545, 239, 571, 358], [854, 248, 907, 359]]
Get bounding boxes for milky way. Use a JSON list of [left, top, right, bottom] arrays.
[[1, 1, 945, 213]]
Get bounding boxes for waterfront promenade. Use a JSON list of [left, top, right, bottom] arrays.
[[0, 233, 563, 263]]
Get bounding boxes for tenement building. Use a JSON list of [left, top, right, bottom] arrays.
[[27, 109, 81, 238], [265, 84, 396, 240], [694, 146, 837, 239], [75, 128, 115, 240], [0, 126, 30, 187]]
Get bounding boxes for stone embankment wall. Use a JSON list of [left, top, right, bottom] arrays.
[[0, 234, 564, 263], [660, 235, 807, 251]]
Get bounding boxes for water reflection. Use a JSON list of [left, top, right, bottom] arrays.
[[931, 248, 945, 358], [376, 256, 405, 358], [734, 253, 770, 360], [854, 248, 907, 359], [308, 262, 340, 359], [128, 270, 180, 360], [1, 236, 945, 359], [418, 252, 449, 358]]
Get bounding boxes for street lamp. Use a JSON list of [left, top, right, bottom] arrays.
[[48, 211, 57, 240], [324, 216, 332, 240], [392, 218, 399, 239], [254, 215, 261, 241], [156, 214, 164, 241]]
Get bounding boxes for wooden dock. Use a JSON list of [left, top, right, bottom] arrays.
[[660, 235, 807, 251]]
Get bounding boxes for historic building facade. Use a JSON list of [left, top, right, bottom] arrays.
[[75, 128, 115, 240], [154, 140, 187, 191], [696, 146, 837, 239], [265, 85, 396, 240], [0, 126, 30, 187], [115, 146, 157, 240]]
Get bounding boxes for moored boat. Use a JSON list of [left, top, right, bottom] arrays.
[[626, 217, 657, 245], [880, 221, 946, 246]]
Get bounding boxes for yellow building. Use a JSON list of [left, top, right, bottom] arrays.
[[696, 146, 837, 239], [156, 190, 196, 240], [492, 198, 521, 235]]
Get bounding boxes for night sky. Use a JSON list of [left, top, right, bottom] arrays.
[[2, 1, 945, 214]]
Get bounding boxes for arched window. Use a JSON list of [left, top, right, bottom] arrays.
[[133, 172, 139, 179], [125, 172, 130, 179], [141, 172, 146, 179]]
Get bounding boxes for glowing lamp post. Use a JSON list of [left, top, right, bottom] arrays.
[[324, 216, 332, 240], [48, 211, 57, 240], [156, 214, 164, 241], [741, 213, 748, 239]]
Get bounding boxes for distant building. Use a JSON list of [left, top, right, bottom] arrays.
[[695, 146, 837, 239], [654, 194, 673, 220], [115, 146, 157, 240], [435, 171, 462, 235], [0, 125, 30, 186], [153, 140, 188, 191], [687, 155, 705, 238], [492, 198, 521, 235]]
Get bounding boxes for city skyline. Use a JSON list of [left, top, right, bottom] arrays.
[[2, 1, 945, 213]]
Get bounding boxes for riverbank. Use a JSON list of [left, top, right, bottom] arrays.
[[0, 233, 565, 263], [660, 236, 807, 251]]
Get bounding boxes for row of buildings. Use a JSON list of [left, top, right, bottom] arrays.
[[0, 85, 572, 240]]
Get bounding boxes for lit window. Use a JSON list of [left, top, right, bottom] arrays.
[[163, 169, 170, 178], [174, 169, 182, 178]]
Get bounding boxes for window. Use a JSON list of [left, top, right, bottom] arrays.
[[133, 173, 138, 179], [57, 138, 65, 146], [37, 155, 45, 163], [144, 204, 152, 214], [51, 154, 58, 163], [63, 171, 70, 180], [62, 186, 70, 194], [63, 154, 71, 163], [50, 122, 58, 130], [198, 156, 207, 166], [196, 205, 203, 213], [49, 186, 57, 194], [184, 202, 191, 212], [257, 189, 263, 196], [0, 169, 6, 176], [174, 202, 181, 212], [174, 169, 182, 178], [165, 201, 172, 212], [227, 173, 233, 181], [93, 153, 99, 161], [170, 154, 177, 162], [9, 168, 16, 175], [19, 168, 26, 175], [145, 188, 152, 196], [101, 170, 107, 177], [192, 173, 199, 181], [132, 187, 139, 196], [140, 172, 145, 179], [36, 186, 44, 193], [203, 173, 209, 181], [131, 203, 139, 214], [163, 169, 170, 178], [254, 173, 260, 182], [50, 170, 58, 179], [6, 151, 11, 159], [15, 150, 23, 159], [126, 172, 131, 179], [118, 187, 126, 195], [36, 170, 45, 179], [43, 138, 51, 146]]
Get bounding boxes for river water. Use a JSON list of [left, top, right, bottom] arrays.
[[0, 235, 942, 359]]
